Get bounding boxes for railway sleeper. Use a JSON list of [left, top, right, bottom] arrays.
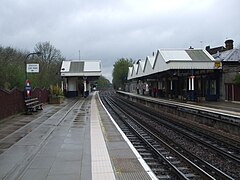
[[134, 145, 146, 149], [159, 151, 170, 155], [127, 137, 139, 141], [157, 174, 172, 180], [155, 147, 166, 151], [177, 166, 189, 171], [126, 134, 135, 138], [179, 168, 195, 175], [168, 160, 181, 166], [151, 168, 168, 173], [185, 173, 199, 178], [147, 162, 161, 167], [140, 152, 154, 158], [136, 148, 148, 152], [133, 143, 145, 147], [132, 141, 143, 146], [143, 157, 155, 161]]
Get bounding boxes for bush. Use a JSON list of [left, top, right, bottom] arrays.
[[49, 85, 63, 97]]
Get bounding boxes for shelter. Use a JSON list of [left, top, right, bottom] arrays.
[[60, 60, 101, 97], [127, 49, 221, 101]]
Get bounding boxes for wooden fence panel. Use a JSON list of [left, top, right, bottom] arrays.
[[0, 88, 49, 120], [234, 85, 240, 101]]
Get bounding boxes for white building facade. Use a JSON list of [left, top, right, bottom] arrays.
[[60, 60, 101, 97]]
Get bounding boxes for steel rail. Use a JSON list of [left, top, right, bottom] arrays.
[[103, 93, 235, 179], [103, 95, 216, 180], [113, 95, 235, 179], [116, 95, 240, 164]]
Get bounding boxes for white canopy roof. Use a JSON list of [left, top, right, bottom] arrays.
[[61, 60, 101, 77], [128, 49, 218, 80]]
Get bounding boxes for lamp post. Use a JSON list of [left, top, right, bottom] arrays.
[[24, 52, 42, 99]]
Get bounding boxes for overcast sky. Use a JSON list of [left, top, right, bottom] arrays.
[[1, 0, 240, 81]]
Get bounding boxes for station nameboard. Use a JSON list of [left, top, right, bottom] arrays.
[[214, 61, 221, 69], [27, 64, 39, 73]]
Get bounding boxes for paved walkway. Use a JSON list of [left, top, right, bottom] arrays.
[[0, 99, 91, 180], [197, 100, 240, 113], [0, 92, 153, 180]]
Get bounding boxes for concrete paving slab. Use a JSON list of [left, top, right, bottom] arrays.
[[48, 161, 81, 175], [19, 169, 49, 180], [38, 145, 61, 156], [0, 157, 19, 179], [60, 143, 82, 151], [29, 156, 55, 169], [46, 174, 80, 180], [54, 151, 83, 161]]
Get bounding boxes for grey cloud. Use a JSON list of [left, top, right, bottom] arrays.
[[1, 0, 240, 81]]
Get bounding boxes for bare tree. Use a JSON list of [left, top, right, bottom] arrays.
[[33, 42, 65, 87], [34, 41, 62, 64]]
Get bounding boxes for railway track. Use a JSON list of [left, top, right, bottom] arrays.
[[113, 95, 240, 178], [100, 91, 236, 179], [114, 95, 240, 164]]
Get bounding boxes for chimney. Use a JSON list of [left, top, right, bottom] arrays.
[[225, 39, 234, 50], [205, 45, 210, 50]]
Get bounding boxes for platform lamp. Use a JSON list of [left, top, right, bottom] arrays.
[[24, 52, 42, 99]]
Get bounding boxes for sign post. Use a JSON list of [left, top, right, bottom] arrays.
[[26, 64, 39, 73], [24, 52, 41, 101]]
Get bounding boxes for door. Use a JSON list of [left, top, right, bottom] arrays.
[[206, 79, 219, 101]]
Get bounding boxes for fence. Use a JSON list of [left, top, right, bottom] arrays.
[[225, 84, 240, 101], [0, 88, 49, 120], [234, 85, 240, 101]]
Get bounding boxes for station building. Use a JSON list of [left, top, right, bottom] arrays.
[[207, 39, 240, 101], [127, 39, 240, 102], [127, 49, 222, 102], [60, 60, 101, 97]]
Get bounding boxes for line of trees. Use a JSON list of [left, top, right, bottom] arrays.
[[96, 76, 111, 90], [112, 58, 133, 90], [0, 42, 65, 90], [1, 42, 133, 91]]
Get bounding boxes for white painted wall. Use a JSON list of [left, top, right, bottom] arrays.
[[68, 77, 77, 91]]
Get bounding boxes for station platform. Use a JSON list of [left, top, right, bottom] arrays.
[[116, 91, 240, 140], [118, 91, 240, 118], [0, 92, 156, 180]]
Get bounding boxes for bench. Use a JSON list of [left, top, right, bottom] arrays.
[[24, 97, 43, 114]]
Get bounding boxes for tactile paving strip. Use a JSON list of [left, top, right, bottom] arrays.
[[117, 172, 153, 180], [113, 158, 144, 172]]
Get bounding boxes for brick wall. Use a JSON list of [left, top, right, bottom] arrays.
[[0, 88, 49, 120]]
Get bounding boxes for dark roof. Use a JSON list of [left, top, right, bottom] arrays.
[[206, 46, 226, 55], [69, 61, 84, 73], [212, 49, 240, 62], [186, 50, 212, 61]]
